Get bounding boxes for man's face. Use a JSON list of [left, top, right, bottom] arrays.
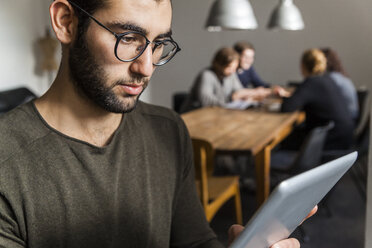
[[69, 0, 172, 113], [239, 48, 255, 70]]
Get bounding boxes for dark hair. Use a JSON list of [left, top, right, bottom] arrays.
[[56, 0, 108, 41], [233, 41, 255, 54], [66, 0, 171, 39], [321, 48, 348, 77], [212, 47, 239, 72]]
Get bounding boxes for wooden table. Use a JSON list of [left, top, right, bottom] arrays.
[[181, 107, 304, 206]]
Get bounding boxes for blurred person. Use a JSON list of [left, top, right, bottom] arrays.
[[281, 49, 354, 150], [181, 47, 267, 112], [234, 41, 290, 99], [233, 41, 269, 88], [321, 47, 359, 120]]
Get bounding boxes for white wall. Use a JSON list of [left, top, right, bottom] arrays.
[[0, 0, 58, 96], [148, 0, 372, 108]]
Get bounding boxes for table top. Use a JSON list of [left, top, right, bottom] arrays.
[[181, 107, 303, 155]]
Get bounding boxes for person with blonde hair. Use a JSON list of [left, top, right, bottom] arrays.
[[281, 49, 354, 150]]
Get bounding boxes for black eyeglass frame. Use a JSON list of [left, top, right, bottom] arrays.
[[68, 0, 181, 66]]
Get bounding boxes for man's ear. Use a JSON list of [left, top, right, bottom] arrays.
[[50, 0, 78, 44]]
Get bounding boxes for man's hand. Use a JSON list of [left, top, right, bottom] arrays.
[[227, 206, 318, 247]]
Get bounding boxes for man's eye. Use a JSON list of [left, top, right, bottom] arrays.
[[121, 36, 137, 44], [154, 40, 167, 49]]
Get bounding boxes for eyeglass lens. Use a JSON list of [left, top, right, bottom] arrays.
[[116, 33, 177, 65]]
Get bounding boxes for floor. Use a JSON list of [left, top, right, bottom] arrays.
[[210, 155, 367, 247]]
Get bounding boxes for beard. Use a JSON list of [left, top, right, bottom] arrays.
[[68, 31, 149, 113]]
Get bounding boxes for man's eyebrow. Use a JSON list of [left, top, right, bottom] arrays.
[[108, 22, 149, 35], [108, 21, 173, 40], [156, 30, 173, 39]]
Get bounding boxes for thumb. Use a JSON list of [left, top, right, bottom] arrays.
[[228, 224, 244, 246]]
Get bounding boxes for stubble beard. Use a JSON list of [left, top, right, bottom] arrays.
[[68, 31, 149, 113]]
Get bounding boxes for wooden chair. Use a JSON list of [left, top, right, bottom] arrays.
[[191, 138, 243, 224]]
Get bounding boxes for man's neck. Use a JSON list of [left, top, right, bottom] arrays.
[[34, 75, 123, 147]]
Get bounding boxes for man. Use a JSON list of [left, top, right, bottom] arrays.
[[233, 41, 269, 88], [0, 0, 311, 247], [233, 41, 290, 99]]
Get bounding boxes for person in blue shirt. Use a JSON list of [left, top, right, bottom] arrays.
[[233, 41, 269, 88], [321, 48, 359, 121], [233, 41, 290, 99]]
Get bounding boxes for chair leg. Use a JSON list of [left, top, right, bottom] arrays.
[[234, 185, 243, 225]]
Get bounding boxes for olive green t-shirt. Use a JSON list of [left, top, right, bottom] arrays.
[[0, 101, 223, 248]]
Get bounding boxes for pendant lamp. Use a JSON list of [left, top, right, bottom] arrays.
[[268, 0, 305, 30], [205, 0, 258, 32]]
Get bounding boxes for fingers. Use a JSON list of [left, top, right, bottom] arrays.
[[301, 205, 318, 224], [227, 224, 244, 246], [307, 205, 318, 219], [270, 238, 300, 248]]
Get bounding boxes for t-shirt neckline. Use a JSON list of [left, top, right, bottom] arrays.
[[29, 101, 126, 150]]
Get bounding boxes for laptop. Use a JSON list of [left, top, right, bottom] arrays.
[[230, 152, 358, 248]]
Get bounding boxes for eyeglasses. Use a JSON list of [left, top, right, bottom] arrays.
[[68, 1, 181, 66]]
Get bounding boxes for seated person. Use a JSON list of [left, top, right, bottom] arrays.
[[233, 41, 269, 88], [234, 41, 290, 98], [321, 47, 359, 120], [280, 49, 354, 150], [181, 47, 265, 112]]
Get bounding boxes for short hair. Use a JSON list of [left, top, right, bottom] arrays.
[[64, 0, 172, 39], [212, 47, 239, 70], [320, 47, 348, 77], [301, 49, 327, 76], [55, 0, 109, 41], [233, 41, 255, 54]]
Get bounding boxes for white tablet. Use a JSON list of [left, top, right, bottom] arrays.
[[230, 151, 358, 248]]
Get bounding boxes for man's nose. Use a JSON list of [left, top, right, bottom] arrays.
[[129, 46, 154, 78]]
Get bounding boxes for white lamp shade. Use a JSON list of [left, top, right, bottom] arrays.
[[205, 0, 258, 31], [268, 0, 305, 30]]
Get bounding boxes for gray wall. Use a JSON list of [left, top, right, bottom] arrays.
[[2, 1, 372, 102], [146, 0, 372, 108]]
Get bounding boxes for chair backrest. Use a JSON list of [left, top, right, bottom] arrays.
[[0, 87, 36, 114], [172, 92, 189, 113], [191, 138, 215, 208], [290, 122, 335, 173], [354, 88, 370, 140]]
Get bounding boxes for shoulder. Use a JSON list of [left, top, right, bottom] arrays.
[[134, 101, 186, 128], [133, 101, 192, 172], [198, 68, 218, 82], [0, 102, 50, 163], [329, 72, 354, 86], [302, 75, 332, 88], [200, 68, 216, 77], [225, 73, 241, 85]]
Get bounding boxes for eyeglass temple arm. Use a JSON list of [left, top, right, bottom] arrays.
[[67, 1, 118, 37]]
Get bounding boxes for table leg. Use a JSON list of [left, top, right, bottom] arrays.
[[255, 145, 271, 206]]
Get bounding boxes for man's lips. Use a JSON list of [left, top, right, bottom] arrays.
[[119, 84, 144, 96]]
